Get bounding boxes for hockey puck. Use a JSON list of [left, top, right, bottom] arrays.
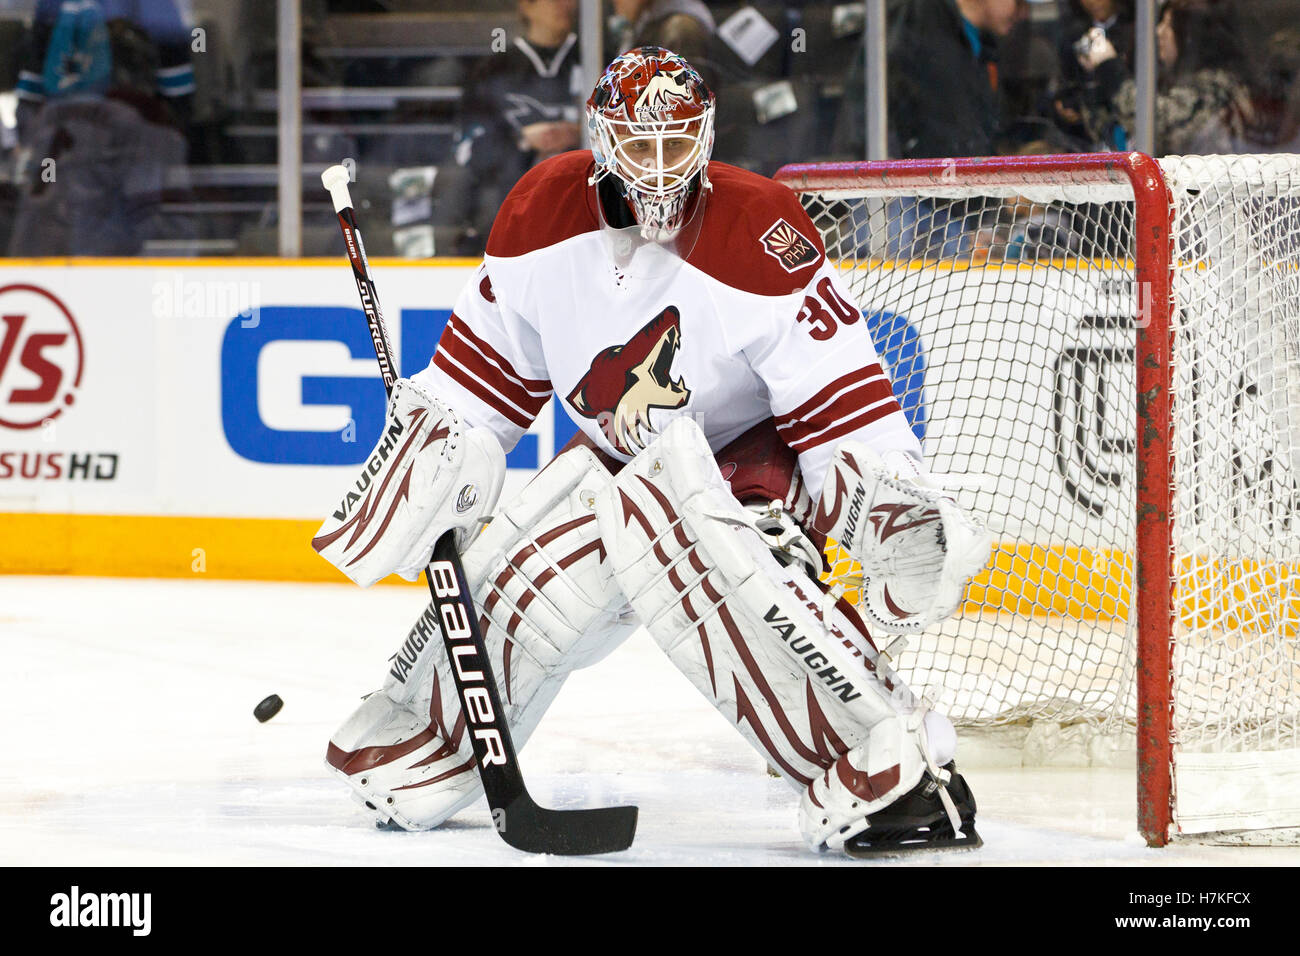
[[254, 694, 284, 723]]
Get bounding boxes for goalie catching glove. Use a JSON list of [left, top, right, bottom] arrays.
[[312, 378, 505, 587], [814, 444, 992, 633]]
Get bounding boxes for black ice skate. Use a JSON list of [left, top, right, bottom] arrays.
[[843, 763, 982, 858]]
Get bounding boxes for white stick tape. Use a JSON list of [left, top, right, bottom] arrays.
[[321, 165, 354, 213]]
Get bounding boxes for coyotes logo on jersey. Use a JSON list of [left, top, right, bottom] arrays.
[[567, 305, 691, 455]]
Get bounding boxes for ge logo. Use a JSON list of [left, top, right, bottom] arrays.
[[0, 284, 84, 430]]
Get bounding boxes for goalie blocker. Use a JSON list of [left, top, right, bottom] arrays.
[[312, 378, 506, 587]]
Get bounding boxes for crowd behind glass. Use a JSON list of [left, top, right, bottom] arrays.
[[1, 0, 1297, 258]]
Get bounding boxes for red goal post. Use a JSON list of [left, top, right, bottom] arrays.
[[775, 152, 1300, 846]]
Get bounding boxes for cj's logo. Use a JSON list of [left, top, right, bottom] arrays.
[[0, 285, 84, 430], [567, 305, 690, 455]]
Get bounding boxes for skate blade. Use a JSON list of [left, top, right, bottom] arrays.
[[842, 828, 983, 859]]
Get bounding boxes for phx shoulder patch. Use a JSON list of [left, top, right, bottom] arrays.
[[759, 218, 820, 273]]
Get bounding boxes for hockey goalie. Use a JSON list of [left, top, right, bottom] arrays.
[[312, 46, 993, 857]]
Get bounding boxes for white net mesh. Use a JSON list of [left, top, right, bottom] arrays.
[[1165, 156, 1300, 759], [788, 156, 1300, 785]]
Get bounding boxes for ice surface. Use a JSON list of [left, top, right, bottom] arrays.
[[2, 576, 1297, 867]]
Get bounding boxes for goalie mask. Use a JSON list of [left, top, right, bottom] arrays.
[[587, 47, 715, 246]]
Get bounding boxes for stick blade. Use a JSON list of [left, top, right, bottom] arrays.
[[497, 798, 638, 856]]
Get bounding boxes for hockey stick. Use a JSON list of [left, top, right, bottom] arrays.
[[321, 165, 638, 855]]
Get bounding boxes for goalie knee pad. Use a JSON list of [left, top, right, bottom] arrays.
[[594, 417, 921, 789], [326, 445, 635, 830]]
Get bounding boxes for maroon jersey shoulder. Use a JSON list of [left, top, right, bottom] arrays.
[[686, 162, 826, 296], [486, 151, 602, 258]]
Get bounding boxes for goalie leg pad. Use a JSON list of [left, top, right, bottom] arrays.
[[326, 446, 635, 830], [594, 417, 924, 789]]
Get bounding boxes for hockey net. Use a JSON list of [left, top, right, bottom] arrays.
[[775, 153, 1300, 845]]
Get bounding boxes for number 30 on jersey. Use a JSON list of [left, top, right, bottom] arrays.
[[795, 276, 859, 341]]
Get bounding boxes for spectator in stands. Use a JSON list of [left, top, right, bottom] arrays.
[[454, 0, 584, 252], [1078, 0, 1254, 154], [1235, 19, 1300, 151], [1052, 0, 1135, 149], [1266, 28, 1300, 151], [994, 3, 1068, 153], [851, 0, 1025, 261], [609, 0, 715, 71], [9, 0, 195, 255], [15, 0, 196, 137], [888, 0, 1025, 160]]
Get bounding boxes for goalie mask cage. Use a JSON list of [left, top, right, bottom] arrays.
[[775, 153, 1300, 846]]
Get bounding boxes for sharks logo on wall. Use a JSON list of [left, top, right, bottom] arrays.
[[567, 305, 691, 455]]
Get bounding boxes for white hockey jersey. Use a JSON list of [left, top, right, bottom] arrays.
[[413, 151, 921, 495]]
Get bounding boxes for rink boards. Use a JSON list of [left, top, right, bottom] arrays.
[[0, 259, 565, 581], [0, 258, 1295, 632]]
